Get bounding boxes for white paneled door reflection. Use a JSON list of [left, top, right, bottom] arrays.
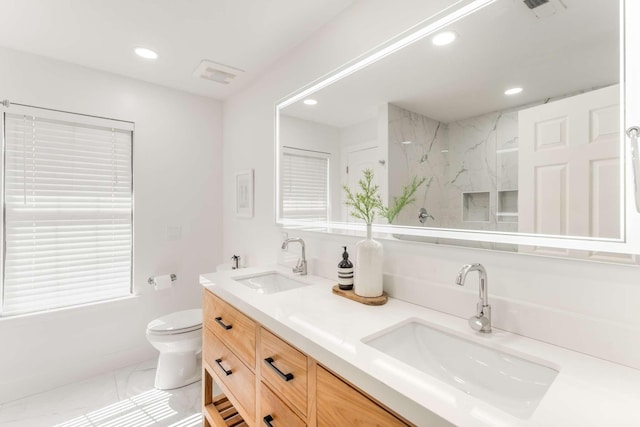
[[518, 84, 634, 262]]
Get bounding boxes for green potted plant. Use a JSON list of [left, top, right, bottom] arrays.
[[343, 169, 425, 297]]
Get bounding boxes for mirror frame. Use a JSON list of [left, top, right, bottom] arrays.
[[275, 0, 640, 256]]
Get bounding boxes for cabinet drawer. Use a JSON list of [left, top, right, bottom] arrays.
[[316, 366, 410, 427], [260, 382, 306, 427], [204, 327, 256, 423], [259, 328, 308, 416], [204, 289, 256, 368]]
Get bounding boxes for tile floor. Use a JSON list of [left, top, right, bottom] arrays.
[[0, 359, 202, 427]]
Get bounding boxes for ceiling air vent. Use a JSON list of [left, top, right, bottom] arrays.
[[523, 0, 566, 19], [193, 60, 244, 85], [523, 0, 549, 9]]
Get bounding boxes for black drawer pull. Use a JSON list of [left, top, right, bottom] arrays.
[[215, 358, 232, 376], [263, 415, 274, 427], [214, 316, 232, 330], [264, 357, 294, 381]]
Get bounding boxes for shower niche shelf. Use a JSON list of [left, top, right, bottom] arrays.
[[462, 191, 490, 222]]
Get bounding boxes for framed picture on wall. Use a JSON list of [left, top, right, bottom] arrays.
[[235, 169, 254, 218]]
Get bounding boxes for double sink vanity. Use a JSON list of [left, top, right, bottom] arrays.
[[200, 0, 640, 425], [200, 266, 640, 427]]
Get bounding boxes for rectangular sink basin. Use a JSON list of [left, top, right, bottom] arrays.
[[235, 272, 308, 294], [363, 319, 558, 419]]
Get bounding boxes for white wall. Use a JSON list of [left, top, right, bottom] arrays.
[[223, 0, 640, 370], [0, 46, 223, 402], [340, 117, 377, 147], [280, 115, 340, 153]]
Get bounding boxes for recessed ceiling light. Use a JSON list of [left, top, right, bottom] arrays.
[[400, 140, 413, 145], [504, 87, 523, 96], [432, 31, 457, 46], [135, 47, 158, 60], [303, 99, 318, 106]]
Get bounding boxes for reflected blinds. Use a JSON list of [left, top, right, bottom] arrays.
[[280, 148, 329, 221], [2, 111, 133, 316]]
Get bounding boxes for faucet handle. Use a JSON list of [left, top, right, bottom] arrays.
[[468, 305, 491, 333], [293, 258, 307, 275], [468, 315, 490, 332]]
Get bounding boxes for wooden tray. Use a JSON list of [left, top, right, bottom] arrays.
[[332, 285, 388, 306]]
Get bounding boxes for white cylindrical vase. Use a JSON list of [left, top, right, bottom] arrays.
[[354, 224, 383, 297]]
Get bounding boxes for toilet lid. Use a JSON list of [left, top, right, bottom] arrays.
[[147, 308, 202, 335]]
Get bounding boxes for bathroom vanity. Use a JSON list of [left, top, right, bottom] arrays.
[[201, 279, 411, 427], [201, 267, 640, 427]]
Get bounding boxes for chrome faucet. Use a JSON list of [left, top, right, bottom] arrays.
[[456, 263, 491, 333], [281, 237, 307, 275]]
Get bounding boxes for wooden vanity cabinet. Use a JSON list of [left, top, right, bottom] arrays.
[[202, 289, 413, 427]]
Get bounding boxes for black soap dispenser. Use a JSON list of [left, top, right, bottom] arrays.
[[338, 246, 354, 290]]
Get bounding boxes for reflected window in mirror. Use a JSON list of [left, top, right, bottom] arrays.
[[280, 147, 330, 221]]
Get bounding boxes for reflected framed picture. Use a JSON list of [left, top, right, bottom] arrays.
[[235, 169, 254, 218]]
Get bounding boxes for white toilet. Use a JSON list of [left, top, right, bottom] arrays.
[[146, 308, 203, 390]]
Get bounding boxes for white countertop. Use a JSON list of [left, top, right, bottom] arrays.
[[200, 266, 640, 427]]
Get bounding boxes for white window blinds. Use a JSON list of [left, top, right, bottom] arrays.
[[2, 109, 133, 316], [280, 148, 330, 221]]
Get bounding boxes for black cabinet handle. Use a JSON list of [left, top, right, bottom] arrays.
[[263, 415, 274, 427], [264, 357, 294, 381], [215, 358, 232, 376], [214, 316, 232, 330]]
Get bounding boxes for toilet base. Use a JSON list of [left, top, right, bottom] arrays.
[[154, 351, 202, 390]]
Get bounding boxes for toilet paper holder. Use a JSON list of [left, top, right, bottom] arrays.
[[148, 274, 177, 286]]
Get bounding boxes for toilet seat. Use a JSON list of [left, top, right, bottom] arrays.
[[147, 308, 202, 336]]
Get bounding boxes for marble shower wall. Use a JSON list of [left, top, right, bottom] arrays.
[[387, 104, 448, 227], [445, 110, 519, 232], [387, 104, 518, 233]]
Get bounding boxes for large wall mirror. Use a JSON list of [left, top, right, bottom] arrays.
[[276, 0, 640, 262]]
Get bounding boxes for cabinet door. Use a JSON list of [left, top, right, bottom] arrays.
[[316, 366, 409, 427]]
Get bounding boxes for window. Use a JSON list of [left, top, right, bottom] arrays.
[[1, 107, 133, 316], [280, 147, 330, 221]]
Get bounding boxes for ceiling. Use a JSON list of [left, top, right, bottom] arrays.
[[282, 0, 619, 127], [0, 0, 355, 99]]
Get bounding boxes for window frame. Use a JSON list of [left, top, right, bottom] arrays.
[[0, 104, 134, 317]]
